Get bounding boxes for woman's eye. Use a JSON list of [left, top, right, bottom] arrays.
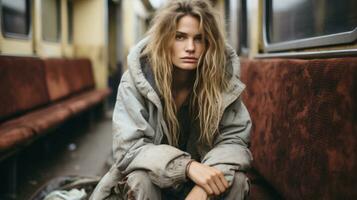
[[194, 37, 203, 43], [176, 35, 184, 40]]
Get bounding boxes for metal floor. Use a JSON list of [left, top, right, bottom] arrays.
[[9, 110, 114, 200]]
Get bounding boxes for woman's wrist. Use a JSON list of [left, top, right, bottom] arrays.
[[185, 159, 195, 178]]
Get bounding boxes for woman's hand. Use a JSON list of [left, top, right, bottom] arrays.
[[185, 185, 208, 200], [187, 161, 229, 196]]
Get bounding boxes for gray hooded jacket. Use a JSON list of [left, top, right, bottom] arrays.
[[91, 37, 252, 199]]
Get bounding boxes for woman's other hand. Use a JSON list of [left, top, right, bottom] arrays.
[[187, 161, 229, 196], [185, 185, 208, 200]]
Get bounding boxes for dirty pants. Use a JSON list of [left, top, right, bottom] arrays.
[[117, 170, 250, 200]]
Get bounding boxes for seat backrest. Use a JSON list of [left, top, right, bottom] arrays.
[[240, 57, 357, 200], [0, 56, 50, 122], [66, 58, 95, 93], [43, 58, 95, 101]]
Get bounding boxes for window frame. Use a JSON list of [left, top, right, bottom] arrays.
[[67, 0, 73, 43], [0, 0, 32, 40], [225, 0, 249, 56], [263, 0, 357, 52], [238, 0, 249, 55]]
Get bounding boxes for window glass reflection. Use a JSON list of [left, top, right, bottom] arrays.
[[1, 0, 30, 37], [268, 0, 357, 43]]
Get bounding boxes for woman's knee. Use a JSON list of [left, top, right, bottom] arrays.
[[127, 171, 152, 189], [125, 171, 161, 200], [225, 172, 250, 200]]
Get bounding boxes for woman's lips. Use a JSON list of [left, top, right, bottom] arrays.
[[181, 57, 198, 63]]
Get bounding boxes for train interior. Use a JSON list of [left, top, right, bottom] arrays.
[[0, 0, 356, 199]]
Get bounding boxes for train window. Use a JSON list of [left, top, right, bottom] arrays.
[[264, 0, 357, 52], [1, 0, 31, 38], [67, 0, 73, 43], [42, 0, 61, 42]]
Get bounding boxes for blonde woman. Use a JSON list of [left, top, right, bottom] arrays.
[[91, 0, 252, 199]]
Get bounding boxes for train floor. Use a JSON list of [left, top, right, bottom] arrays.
[[0, 109, 114, 200]]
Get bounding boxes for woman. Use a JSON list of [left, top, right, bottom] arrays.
[[91, 0, 252, 199]]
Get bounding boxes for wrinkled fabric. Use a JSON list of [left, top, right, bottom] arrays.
[[114, 171, 249, 200], [44, 189, 86, 200], [91, 37, 252, 200]]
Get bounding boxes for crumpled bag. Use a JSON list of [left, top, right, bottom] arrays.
[[44, 188, 87, 200]]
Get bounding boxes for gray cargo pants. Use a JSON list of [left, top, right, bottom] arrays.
[[115, 170, 250, 200]]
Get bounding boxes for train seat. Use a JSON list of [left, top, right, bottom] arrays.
[[43, 58, 95, 101], [43, 58, 110, 114], [0, 56, 110, 160], [0, 56, 51, 156], [0, 56, 50, 122], [241, 57, 357, 199]]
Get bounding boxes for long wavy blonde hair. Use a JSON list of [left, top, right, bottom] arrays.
[[143, 0, 229, 146]]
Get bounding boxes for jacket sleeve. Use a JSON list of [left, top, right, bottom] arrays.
[[112, 73, 191, 188], [201, 97, 253, 185]]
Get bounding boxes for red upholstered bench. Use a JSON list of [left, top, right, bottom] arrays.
[[240, 57, 357, 199], [0, 56, 110, 160], [43, 58, 110, 114]]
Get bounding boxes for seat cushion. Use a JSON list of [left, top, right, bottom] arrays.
[[0, 126, 34, 152], [0, 88, 110, 153], [58, 88, 111, 114], [0, 104, 72, 134]]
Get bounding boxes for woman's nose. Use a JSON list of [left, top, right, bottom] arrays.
[[185, 39, 195, 52]]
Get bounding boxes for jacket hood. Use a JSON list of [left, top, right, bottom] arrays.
[[126, 37, 245, 107]]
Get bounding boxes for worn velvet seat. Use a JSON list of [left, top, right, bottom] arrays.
[[0, 56, 110, 158], [0, 104, 72, 136], [240, 57, 357, 199], [60, 89, 110, 114], [0, 56, 50, 122], [43, 58, 95, 101], [0, 56, 50, 154], [43, 58, 110, 114], [0, 127, 34, 154]]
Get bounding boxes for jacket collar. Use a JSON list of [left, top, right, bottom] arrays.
[[221, 43, 246, 108], [127, 37, 162, 107]]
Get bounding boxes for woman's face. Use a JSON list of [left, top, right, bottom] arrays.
[[170, 15, 205, 70]]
